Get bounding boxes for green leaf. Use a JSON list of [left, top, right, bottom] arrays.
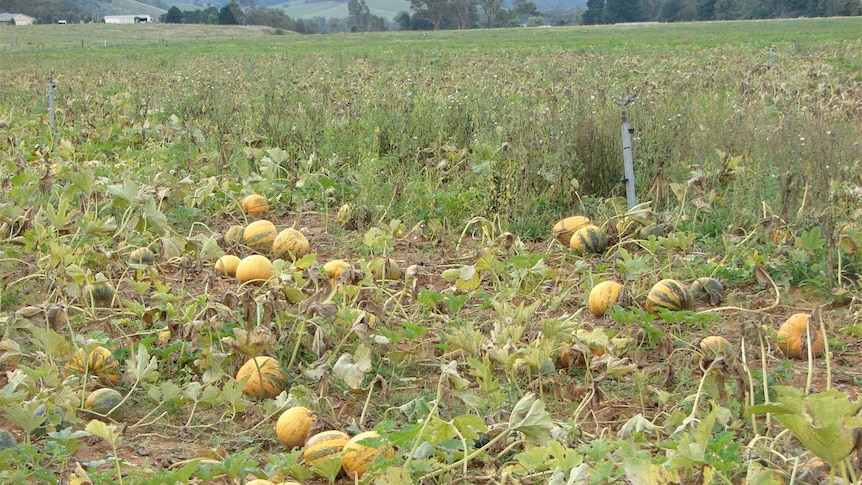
[[751, 386, 862, 467], [128, 344, 160, 382], [451, 414, 487, 441], [85, 419, 120, 446], [508, 392, 552, 445], [107, 179, 138, 206]]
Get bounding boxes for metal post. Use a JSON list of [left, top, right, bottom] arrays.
[[768, 46, 775, 69], [48, 70, 56, 131], [616, 95, 637, 210]]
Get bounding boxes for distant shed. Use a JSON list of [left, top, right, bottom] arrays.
[[0, 13, 35, 25], [104, 15, 152, 24]]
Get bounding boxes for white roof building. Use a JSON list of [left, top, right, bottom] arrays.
[[104, 15, 152, 24], [0, 13, 35, 25]]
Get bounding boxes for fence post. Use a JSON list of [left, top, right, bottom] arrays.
[[48, 70, 56, 132], [768, 45, 775, 69], [616, 94, 637, 210]]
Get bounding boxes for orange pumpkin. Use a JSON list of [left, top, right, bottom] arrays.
[[777, 313, 825, 359], [241, 194, 269, 216], [341, 431, 392, 480], [302, 430, 350, 466], [236, 356, 286, 399]]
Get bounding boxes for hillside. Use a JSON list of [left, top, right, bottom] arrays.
[[61, 0, 583, 20]]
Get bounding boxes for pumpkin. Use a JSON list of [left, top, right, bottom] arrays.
[[553, 216, 592, 246], [698, 336, 734, 360], [322, 259, 351, 279], [66, 346, 121, 386], [128, 247, 155, 266], [224, 224, 246, 247], [245, 480, 274, 485], [0, 429, 16, 450], [275, 406, 318, 448], [690, 277, 725, 306], [370, 257, 401, 281], [568, 224, 609, 255], [777, 313, 825, 359], [83, 281, 115, 307], [302, 430, 350, 466], [341, 431, 392, 480], [587, 281, 629, 316], [236, 255, 273, 284], [237, 356, 286, 399], [645, 279, 694, 313], [215, 254, 242, 277], [241, 194, 269, 216], [244, 220, 278, 253], [84, 388, 123, 416], [272, 228, 310, 261], [32, 404, 67, 437]]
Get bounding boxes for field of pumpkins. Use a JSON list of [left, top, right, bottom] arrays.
[[1, 178, 860, 485]]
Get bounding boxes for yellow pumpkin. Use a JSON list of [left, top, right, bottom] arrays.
[[569, 224, 609, 255], [275, 406, 318, 448], [777, 313, 825, 359], [236, 356, 286, 399], [244, 220, 278, 253], [272, 228, 310, 261], [370, 257, 401, 281], [241, 194, 269, 216], [587, 281, 629, 316], [245, 480, 274, 485], [553, 216, 592, 246], [341, 431, 392, 480], [302, 430, 350, 466], [322, 259, 351, 279], [215, 255, 241, 277], [224, 224, 246, 247], [236, 255, 273, 284]]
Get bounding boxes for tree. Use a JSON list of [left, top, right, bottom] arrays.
[[582, 0, 605, 24], [348, 0, 371, 31], [477, 0, 504, 26], [603, 0, 646, 22], [410, 0, 451, 29], [218, 4, 238, 24], [163, 6, 183, 23], [514, 0, 539, 23]]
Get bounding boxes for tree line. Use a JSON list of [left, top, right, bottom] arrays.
[[583, 0, 860, 24]]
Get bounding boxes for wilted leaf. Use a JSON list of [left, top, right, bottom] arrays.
[[333, 344, 372, 389]]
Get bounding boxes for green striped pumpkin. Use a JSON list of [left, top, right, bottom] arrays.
[[272, 228, 310, 261], [243, 220, 278, 253], [587, 281, 629, 316], [237, 356, 286, 399], [645, 279, 694, 313], [128, 247, 155, 266], [224, 224, 246, 247], [568, 224, 609, 255], [303, 430, 350, 466], [85, 388, 124, 416], [690, 277, 725, 306]]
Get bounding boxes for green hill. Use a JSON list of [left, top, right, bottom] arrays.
[[269, 0, 410, 20]]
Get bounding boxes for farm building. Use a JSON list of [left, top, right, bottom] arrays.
[[0, 13, 35, 25], [104, 15, 152, 24]]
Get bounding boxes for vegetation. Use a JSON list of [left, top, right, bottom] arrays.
[[0, 19, 861, 484]]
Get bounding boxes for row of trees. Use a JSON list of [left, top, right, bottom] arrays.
[[584, 0, 861, 24], [161, 4, 320, 33], [0, 0, 84, 24]]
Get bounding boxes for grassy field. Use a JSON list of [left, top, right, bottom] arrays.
[[0, 18, 861, 485]]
